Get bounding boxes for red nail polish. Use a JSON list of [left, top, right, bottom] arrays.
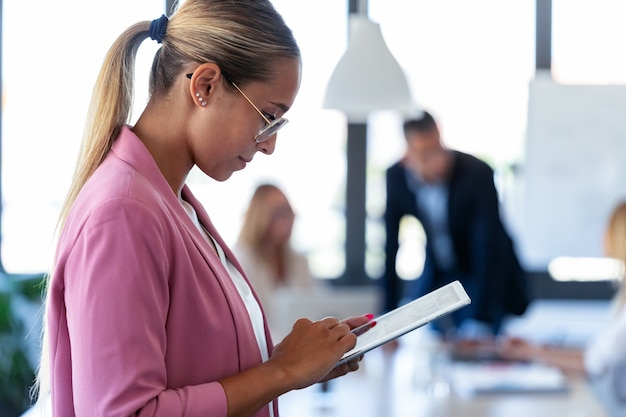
[[365, 313, 375, 320]]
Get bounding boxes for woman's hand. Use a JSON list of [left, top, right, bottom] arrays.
[[318, 315, 372, 382], [269, 314, 371, 390], [218, 314, 373, 417]]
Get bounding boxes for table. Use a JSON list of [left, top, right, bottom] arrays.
[[278, 331, 608, 417]]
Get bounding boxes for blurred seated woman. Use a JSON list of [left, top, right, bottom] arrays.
[[499, 201, 626, 416], [234, 183, 325, 339]]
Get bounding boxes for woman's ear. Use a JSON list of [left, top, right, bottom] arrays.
[[187, 63, 224, 108]]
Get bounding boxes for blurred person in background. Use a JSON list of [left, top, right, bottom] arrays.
[[382, 110, 530, 340], [499, 201, 626, 417], [234, 183, 326, 340]]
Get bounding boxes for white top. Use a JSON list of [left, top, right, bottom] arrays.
[[584, 300, 626, 416]]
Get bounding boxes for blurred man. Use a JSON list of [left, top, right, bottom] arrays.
[[382, 110, 530, 338]]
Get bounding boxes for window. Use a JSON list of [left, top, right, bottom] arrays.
[[2, 0, 162, 272], [552, 0, 626, 84]]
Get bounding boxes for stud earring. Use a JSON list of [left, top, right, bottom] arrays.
[[195, 92, 206, 107]]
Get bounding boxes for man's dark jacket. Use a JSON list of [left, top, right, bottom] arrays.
[[382, 151, 530, 332]]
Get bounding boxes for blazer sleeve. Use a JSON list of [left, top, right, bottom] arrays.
[[62, 197, 227, 417]]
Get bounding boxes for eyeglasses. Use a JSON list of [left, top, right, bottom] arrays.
[[186, 73, 288, 143]]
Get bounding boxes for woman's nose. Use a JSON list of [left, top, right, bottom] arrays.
[[258, 134, 278, 155]]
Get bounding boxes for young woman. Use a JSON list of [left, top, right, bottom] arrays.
[[34, 1, 368, 416]]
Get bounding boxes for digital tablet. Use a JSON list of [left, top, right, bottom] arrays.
[[337, 280, 471, 366]]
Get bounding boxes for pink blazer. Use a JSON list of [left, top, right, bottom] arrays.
[[48, 126, 277, 417]]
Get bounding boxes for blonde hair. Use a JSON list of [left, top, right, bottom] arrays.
[[34, 0, 299, 404], [604, 201, 626, 311], [237, 183, 294, 257]]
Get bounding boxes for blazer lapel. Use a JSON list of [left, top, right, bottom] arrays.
[[180, 187, 275, 362]]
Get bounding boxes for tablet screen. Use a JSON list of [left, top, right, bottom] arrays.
[[337, 280, 471, 365]]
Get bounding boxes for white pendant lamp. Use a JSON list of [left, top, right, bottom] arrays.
[[323, 13, 416, 122]]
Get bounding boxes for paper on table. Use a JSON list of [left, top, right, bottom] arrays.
[[450, 362, 570, 398]]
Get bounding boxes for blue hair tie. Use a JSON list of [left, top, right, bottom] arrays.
[[149, 14, 169, 44]]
